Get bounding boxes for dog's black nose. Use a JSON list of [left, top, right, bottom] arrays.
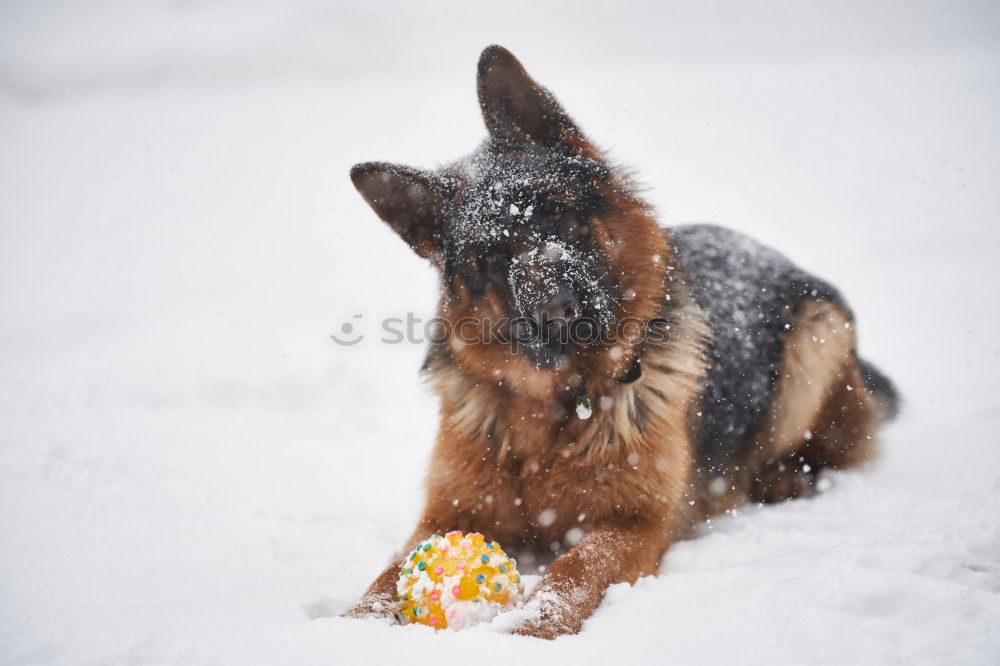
[[533, 289, 580, 328]]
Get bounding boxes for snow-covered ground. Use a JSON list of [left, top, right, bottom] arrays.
[[1, 1, 999, 664]]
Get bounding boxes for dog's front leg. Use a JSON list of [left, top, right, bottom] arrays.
[[341, 517, 445, 621], [512, 518, 669, 639]]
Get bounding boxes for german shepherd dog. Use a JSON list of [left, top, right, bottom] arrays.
[[345, 45, 898, 638]]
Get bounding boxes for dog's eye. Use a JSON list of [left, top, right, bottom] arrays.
[[540, 201, 587, 240], [484, 251, 504, 267], [562, 217, 583, 240], [545, 202, 564, 220], [475, 249, 506, 274]]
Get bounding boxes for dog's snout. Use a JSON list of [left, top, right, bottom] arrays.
[[533, 289, 579, 328]]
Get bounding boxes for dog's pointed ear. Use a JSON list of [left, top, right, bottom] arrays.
[[350, 162, 445, 260], [477, 45, 592, 156]]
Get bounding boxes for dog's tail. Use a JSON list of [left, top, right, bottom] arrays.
[[859, 358, 900, 422]]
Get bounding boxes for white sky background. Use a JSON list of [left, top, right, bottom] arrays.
[[0, 2, 998, 664]]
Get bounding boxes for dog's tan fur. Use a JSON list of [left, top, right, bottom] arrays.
[[764, 300, 857, 460]]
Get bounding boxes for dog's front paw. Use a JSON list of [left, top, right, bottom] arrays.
[[512, 616, 578, 640], [511, 592, 583, 639], [341, 594, 397, 622]]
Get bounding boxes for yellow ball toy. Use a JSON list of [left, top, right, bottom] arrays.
[[396, 531, 523, 630]]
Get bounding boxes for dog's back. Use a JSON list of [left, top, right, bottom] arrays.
[[670, 223, 898, 509]]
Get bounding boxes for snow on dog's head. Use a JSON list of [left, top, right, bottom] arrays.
[[350, 46, 668, 397]]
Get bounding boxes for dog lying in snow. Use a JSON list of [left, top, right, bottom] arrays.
[[344, 45, 898, 638]]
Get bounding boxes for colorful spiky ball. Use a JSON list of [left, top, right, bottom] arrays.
[[396, 531, 523, 630]]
